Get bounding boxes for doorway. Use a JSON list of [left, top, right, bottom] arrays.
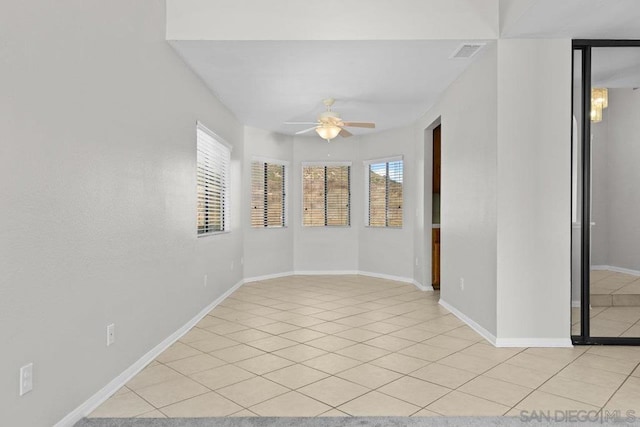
[[572, 40, 640, 345], [432, 125, 441, 290]]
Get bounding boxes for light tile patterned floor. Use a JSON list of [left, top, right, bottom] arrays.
[[89, 275, 640, 418], [571, 270, 640, 337]]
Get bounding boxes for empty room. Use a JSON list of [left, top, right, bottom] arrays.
[[2, 1, 640, 426]]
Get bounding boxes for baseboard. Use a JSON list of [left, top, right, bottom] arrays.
[[438, 299, 497, 346], [294, 270, 360, 276], [243, 271, 295, 283], [292, 270, 432, 292], [54, 279, 245, 427], [358, 271, 433, 292], [57, 270, 428, 425], [494, 337, 573, 348], [592, 265, 640, 277]]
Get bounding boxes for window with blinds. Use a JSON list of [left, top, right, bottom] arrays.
[[196, 123, 231, 235], [303, 163, 351, 227], [366, 158, 403, 227], [251, 160, 286, 227]]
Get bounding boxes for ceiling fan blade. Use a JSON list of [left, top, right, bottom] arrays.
[[339, 128, 353, 138], [295, 126, 318, 135], [342, 122, 375, 128], [285, 122, 320, 125]]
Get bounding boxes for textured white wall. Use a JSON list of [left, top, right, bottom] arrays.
[[415, 43, 499, 336], [242, 127, 294, 279], [166, 0, 498, 41], [358, 127, 417, 280], [291, 137, 361, 272], [0, 2, 244, 425], [496, 39, 572, 343]]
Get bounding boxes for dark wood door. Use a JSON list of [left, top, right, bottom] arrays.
[[433, 125, 441, 193]]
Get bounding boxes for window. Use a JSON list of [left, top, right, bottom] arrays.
[[196, 123, 231, 235], [366, 157, 403, 227], [251, 160, 287, 227], [302, 163, 351, 227]]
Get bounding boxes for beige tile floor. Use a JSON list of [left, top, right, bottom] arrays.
[[570, 270, 640, 337], [90, 275, 640, 419]]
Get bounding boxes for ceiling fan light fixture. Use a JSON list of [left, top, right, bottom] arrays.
[[316, 124, 341, 141]]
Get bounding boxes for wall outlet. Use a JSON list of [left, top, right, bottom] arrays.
[[460, 278, 465, 291], [106, 323, 115, 346], [203, 274, 208, 287], [230, 261, 234, 270], [19, 363, 33, 396]]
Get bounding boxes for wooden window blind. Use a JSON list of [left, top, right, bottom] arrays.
[[367, 158, 403, 227], [196, 123, 231, 235], [303, 163, 351, 227], [251, 161, 286, 227]]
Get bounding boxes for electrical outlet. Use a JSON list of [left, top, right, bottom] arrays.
[[203, 274, 208, 287], [460, 278, 465, 291], [19, 363, 33, 396], [106, 323, 115, 346], [230, 261, 234, 270]]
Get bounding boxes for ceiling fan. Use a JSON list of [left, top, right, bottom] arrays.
[[285, 98, 375, 142]]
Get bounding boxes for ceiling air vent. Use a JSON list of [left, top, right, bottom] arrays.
[[450, 43, 485, 59]]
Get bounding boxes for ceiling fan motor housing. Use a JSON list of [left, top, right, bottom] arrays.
[[319, 110, 341, 124]]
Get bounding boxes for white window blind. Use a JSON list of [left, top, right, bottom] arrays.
[[251, 161, 286, 228], [197, 123, 231, 235], [303, 163, 350, 227], [367, 158, 403, 227]]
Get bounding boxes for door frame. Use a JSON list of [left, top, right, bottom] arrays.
[[572, 39, 640, 346]]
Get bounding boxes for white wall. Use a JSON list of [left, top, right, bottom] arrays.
[[592, 88, 640, 271], [167, 0, 498, 41], [415, 43, 499, 337], [496, 39, 572, 344], [242, 127, 294, 279], [359, 128, 417, 280], [292, 137, 361, 272], [242, 129, 418, 281], [0, 2, 244, 426]]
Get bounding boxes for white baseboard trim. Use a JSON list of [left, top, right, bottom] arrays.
[[494, 337, 573, 348], [592, 265, 640, 277], [438, 299, 497, 346], [292, 270, 432, 292], [54, 279, 245, 427], [294, 270, 360, 276], [243, 271, 295, 283], [57, 270, 428, 425], [358, 271, 433, 292]]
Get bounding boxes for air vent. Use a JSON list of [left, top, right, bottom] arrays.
[[450, 43, 485, 59]]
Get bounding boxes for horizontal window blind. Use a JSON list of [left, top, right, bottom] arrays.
[[368, 160, 403, 227], [197, 124, 230, 235], [251, 161, 286, 227], [303, 165, 350, 227]]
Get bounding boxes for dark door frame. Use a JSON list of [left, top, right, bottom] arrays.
[[572, 39, 640, 346]]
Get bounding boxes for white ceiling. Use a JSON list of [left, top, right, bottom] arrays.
[[168, 1, 640, 137], [592, 47, 640, 88], [170, 40, 489, 136]]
